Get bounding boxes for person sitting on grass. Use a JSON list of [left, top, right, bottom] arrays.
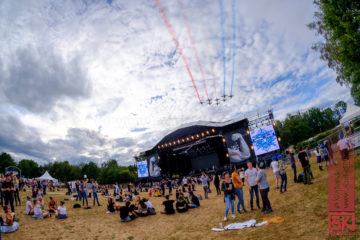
[[32, 200, 51, 219], [161, 195, 175, 214], [48, 196, 57, 213], [107, 197, 116, 213], [120, 201, 136, 222], [143, 198, 156, 215], [1, 205, 19, 233], [55, 201, 67, 219], [189, 191, 200, 208], [135, 200, 149, 217], [26, 196, 34, 215], [38, 196, 45, 210], [176, 195, 188, 213]]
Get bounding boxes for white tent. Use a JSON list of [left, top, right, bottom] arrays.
[[36, 171, 58, 182], [340, 102, 360, 124]]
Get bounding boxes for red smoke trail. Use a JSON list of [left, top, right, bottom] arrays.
[[153, 0, 202, 103], [178, 0, 209, 101]]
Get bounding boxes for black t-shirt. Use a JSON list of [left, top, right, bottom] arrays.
[[2, 180, 14, 198], [176, 201, 187, 209], [162, 200, 175, 214], [191, 196, 200, 206], [298, 151, 309, 167], [119, 206, 130, 219]]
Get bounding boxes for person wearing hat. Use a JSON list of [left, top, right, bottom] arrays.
[[336, 134, 351, 168], [277, 155, 288, 194], [314, 146, 323, 171], [1, 173, 15, 212], [256, 161, 272, 214], [270, 156, 281, 189]]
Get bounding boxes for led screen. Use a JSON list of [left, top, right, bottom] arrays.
[[137, 160, 149, 178], [250, 125, 280, 156]]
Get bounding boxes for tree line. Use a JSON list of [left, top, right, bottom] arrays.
[[0, 152, 136, 184]]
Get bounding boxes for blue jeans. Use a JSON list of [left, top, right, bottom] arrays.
[[224, 194, 234, 217], [291, 163, 297, 183], [76, 190, 82, 201], [43, 186, 46, 195], [235, 188, 246, 212], [280, 173, 287, 192], [249, 185, 260, 209], [93, 192, 100, 206], [82, 192, 88, 206]]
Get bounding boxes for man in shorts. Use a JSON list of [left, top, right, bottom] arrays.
[[270, 156, 281, 189]]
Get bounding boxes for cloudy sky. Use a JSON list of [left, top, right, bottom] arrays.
[[0, 0, 351, 165]]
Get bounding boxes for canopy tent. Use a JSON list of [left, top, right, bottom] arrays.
[[36, 171, 58, 182], [340, 102, 360, 124]]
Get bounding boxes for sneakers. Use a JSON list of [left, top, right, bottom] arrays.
[[283, 191, 289, 194], [280, 190, 284, 194], [265, 209, 273, 214], [231, 214, 236, 219], [224, 216, 227, 221], [242, 209, 247, 213], [237, 210, 241, 214]]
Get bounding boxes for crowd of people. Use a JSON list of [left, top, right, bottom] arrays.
[[0, 133, 353, 236]]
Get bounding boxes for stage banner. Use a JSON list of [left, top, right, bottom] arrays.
[[148, 153, 161, 177], [250, 125, 280, 156], [136, 160, 149, 178], [224, 129, 251, 163]]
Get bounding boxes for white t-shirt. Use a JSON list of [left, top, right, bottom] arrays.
[[26, 201, 33, 214], [34, 205, 42, 215], [270, 161, 279, 173], [145, 201, 153, 209], [245, 168, 258, 187], [314, 150, 321, 157], [337, 138, 350, 150], [57, 206, 67, 215]]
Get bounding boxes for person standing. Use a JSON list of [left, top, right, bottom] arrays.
[[200, 172, 209, 199], [245, 161, 260, 210], [256, 161, 272, 214], [75, 181, 82, 201], [42, 180, 47, 195], [314, 147, 323, 171], [287, 151, 297, 183], [221, 172, 235, 221], [278, 155, 288, 194], [321, 144, 329, 168], [231, 166, 246, 214], [1, 173, 15, 212], [214, 174, 221, 195], [80, 179, 88, 207], [270, 156, 281, 189], [298, 147, 312, 185], [13, 176, 20, 207], [91, 181, 101, 207], [337, 134, 351, 168]]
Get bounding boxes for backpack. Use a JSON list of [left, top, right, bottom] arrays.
[[73, 203, 81, 208]]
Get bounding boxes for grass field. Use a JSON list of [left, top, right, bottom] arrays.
[[2, 153, 359, 240]]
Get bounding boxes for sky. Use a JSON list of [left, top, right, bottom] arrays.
[[0, 0, 351, 166]]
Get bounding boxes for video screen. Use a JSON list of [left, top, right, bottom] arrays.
[[250, 125, 280, 156], [137, 160, 149, 178]]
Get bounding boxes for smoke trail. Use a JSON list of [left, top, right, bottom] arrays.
[[153, 0, 202, 103], [178, 0, 209, 101], [219, 0, 226, 97], [230, 0, 236, 97], [199, 14, 219, 101]]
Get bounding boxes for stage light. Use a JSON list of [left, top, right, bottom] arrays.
[[186, 137, 190, 141], [251, 145, 254, 150], [206, 130, 210, 135], [169, 142, 172, 146], [191, 136, 194, 140], [246, 130, 250, 135], [273, 121, 276, 126], [173, 141, 176, 145], [177, 140, 180, 144], [165, 143, 168, 147], [158, 156, 160, 160], [182, 139, 185, 143], [158, 146, 160, 149], [226, 153, 229, 158], [222, 138, 226, 143], [196, 134, 200, 138], [201, 132, 205, 137], [161, 145, 164, 148], [211, 129, 215, 133], [278, 137, 281, 142]]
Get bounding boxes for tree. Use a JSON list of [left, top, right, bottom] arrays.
[[81, 162, 100, 180], [308, 0, 360, 103], [0, 152, 17, 173], [18, 159, 41, 178]]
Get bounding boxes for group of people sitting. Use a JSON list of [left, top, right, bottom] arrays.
[[114, 196, 156, 222], [26, 196, 67, 219], [161, 191, 200, 215]]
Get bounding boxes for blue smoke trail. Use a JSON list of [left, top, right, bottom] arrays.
[[219, 0, 226, 97], [230, 0, 236, 97]]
